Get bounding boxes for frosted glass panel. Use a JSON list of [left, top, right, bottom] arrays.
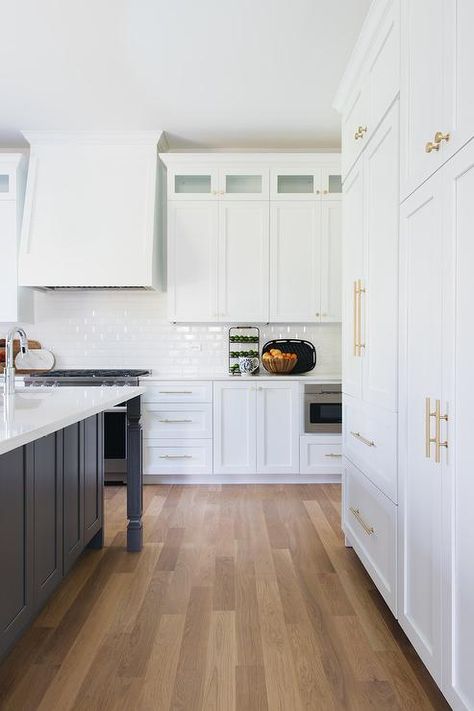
[[277, 175, 313, 193], [0, 175, 9, 193], [226, 175, 262, 193], [328, 174, 342, 193], [175, 175, 211, 193]]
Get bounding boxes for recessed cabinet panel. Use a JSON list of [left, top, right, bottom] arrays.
[[213, 382, 257, 475], [270, 201, 321, 322], [256, 382, 300, 475], [218, 202, 269, 322], [168, 202, 219, 321], [320, 201, 342, 322], [399, 174, 444, 682]]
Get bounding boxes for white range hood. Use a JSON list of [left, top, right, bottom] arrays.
[[19, 131, 164, 289]]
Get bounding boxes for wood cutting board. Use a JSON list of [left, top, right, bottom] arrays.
[[0, 340, 45, 374]]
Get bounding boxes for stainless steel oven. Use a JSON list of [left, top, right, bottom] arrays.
[[304, 383, 342, 434]]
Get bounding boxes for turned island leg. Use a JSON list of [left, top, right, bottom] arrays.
[[126, 395, 143, 552]]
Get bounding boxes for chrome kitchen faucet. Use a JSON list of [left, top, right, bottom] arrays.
[[3, 327, 29, 395]]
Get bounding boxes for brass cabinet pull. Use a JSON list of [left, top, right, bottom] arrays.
[[425, 397, 448, 462], [357, 280, 366, 352], [353, 280, 365, 356], [425, 141, 440, 153], [354, 126, 368, 140], [434, 131, 450, 145], [325, 453, 342, 458], [350, 506, 374, 535], [350, 431, 375, 447], [425, 397, 437, 458], [159, 454, 193, 459], [426, 131, 451, 153], [434, 399, 448, 463], [159, 419, 193, 424], [353, 281, 358, 355]]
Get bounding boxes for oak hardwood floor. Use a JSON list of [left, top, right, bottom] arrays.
[[0, 484, 451, 711]]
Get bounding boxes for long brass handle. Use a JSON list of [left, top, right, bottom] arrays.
[[350, 431, 375, 447], [159, 419, 193, 424], [425, 397, 437, 458], [434, 399, 448, 463], [350, 507, 374, 535], [357, 280, 366, 352], [353, 281, 358, 356], [159, 454, 193, 459], [325, 453, 342, 458]]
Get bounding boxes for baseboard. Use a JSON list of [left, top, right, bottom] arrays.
[[143, 473, 342, 485]]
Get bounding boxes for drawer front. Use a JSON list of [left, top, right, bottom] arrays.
[[144, 439, 212, 475], [143, 403, 212, 439], [343, 395, 397, 503], [143, 381, 213, 403], [343, 460, 397, 615], [299, 436, 342, 474]]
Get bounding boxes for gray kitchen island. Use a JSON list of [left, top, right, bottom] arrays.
[[0, 385, 144, 661]]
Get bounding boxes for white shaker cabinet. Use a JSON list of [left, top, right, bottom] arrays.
[[256, 382, 300, 475], [269, 201, 321, 322], [162, 153, 342, 324], [342, 103, 399, 413], [213, 380, 299, 476], [400, 0, 474, 200], [213, 382, 257, 475], [442, 140, 474, 711], [218, 202, 269, 322], [167, 201, 219, 322], [399, 139, 474, 707], [167, 200, 269, 323], [398, 174, 444, 683], [0, 154, 32, 323]]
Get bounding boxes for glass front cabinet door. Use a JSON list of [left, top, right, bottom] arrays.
[[168, 166, 219, 200], [271, 164, 342, 200], [219, 166, 269, 200]]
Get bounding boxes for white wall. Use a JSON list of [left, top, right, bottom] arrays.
[[17, 290, 341, 376]]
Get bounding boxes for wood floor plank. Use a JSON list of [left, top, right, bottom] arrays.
[[169, 586, 213, 711], [202, 610, 236, 711], [0, 484, 450, 711]]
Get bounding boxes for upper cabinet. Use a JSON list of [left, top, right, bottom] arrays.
[[161, 153, 342, 323], [18, 131, 164, 289], [0, 154, 33, 323], [334, 0, 400, 180], [167, 164, 269, 201], [400, 0, 474, 200], [270, 163, 342, 200]]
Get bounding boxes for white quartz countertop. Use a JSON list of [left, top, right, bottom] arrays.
[[142, 372, 341, 382], [0, 385, 144, 456]]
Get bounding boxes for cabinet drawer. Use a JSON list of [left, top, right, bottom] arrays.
[[299, 436, 342, 475], [143, 403, 212, 439], [343, 460, 397, 615], [343, 395, 397, 503], [143, 381, 212, 403], [144, 439, 212, 475]]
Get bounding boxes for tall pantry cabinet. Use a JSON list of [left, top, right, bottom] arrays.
[[337, 0, 474, 708], [334, 0, 400, 615]]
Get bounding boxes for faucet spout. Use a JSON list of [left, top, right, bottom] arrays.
[[3, 327, 29, 395]]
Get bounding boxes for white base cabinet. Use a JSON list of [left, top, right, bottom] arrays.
[[214, 380, 300, 476]]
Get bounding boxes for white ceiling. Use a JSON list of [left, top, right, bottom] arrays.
[[0, 0, 371, 150]]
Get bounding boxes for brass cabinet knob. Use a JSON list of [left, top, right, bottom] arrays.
[[425, 141, 441, 153], [316, 189, 320, 194], [434, 131, 450, 145]]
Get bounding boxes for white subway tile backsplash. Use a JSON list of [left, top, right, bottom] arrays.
[[17, 290, 341, 376]]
